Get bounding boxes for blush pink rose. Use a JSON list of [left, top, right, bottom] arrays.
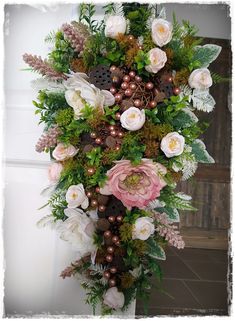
[[100, 159, 167, 209], [48, 162, 63, 183], [52, 143, 78, 161]]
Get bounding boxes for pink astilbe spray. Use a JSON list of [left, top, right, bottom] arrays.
[[23, 54, 66, 80], [35, 125, 62, 153], [154, 212, 185, 249], [61, 23, 85, 52], [60, 260, 83, 279]]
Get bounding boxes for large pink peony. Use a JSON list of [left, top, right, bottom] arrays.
[[100, 159, 167, 209]]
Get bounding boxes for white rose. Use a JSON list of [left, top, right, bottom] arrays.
[[103, 287, 125, 310], [58, 208, 97, 257], [120, 107, 145, 131], [188, 68, 213, 90], [132, 217, 155, 241], [66, 184, 89, 209], [151, 18, 173, 47], [105, 15, 127, 39], [52, 143, 78, 161], [145, 48, 167, 74], [48, 162, 63, 183], [160, 132, 185, 158]]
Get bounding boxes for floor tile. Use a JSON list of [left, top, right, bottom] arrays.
[[158, 255, 199, 280], [185, 280, 228, 310], [174, 248, 217, 262], [137, 279, 201, 309], [183, 260, 227, 281]]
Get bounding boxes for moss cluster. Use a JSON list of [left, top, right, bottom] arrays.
[[55, 108, 74, 126], [119, 223, 133, 242], [120, 272, 135, 289]]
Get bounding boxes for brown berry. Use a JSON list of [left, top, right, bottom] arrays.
[[104, 230, 112, 238], [109, 278, 116, 287], [110, 267, 117, 274], [106, 254, 113, 262], [107, 246, 114, 254], [104, 271, 111, 279], [121, 82, 129, 90], [108, 216, 115, 223]]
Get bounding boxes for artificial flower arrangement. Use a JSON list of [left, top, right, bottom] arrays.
[[23, 3, 225, 315]]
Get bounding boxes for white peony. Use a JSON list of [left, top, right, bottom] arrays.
[[105, 15, 127, 39], [132, 217, 155, 241], [66, 184, 89, 209], [151, 18, 173, 47], [52, 143, 78, 161], [160, 132, 185, 158], [145, 48, 167, 74], [103, 287, 125, 310], [120, 107, 145, 131], [188, 68, 213, 90], [58, 208, 97, 257], [64, 72, 115, 119]]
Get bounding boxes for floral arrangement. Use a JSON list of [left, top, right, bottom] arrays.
[[23, 3, 225, 315]]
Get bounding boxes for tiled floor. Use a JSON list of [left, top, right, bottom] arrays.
[[136, 247, 230, 316]]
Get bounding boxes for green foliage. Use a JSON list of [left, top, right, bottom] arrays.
[[79, 3, 101, 33], [171, 109, 198, 130], [93, 233, 103, 248], [192, 44, 222, 68], [122, 3, 153, 37], [83, 280, 107, 315], [211, 72, 230, 84], [55, 108, 74, 126], [168, 13, 203, 70], [191, 139, 215, 163], [157, 207, 180, 223], [44, 30, 57, 43], [48, 31, 75, 73], [181, 121, 208, 144], [119, 223, 133, 242], [159, 187, 197, 211], [146, 237, 166, 260], [85, 167, 107, 188], [57, 160, 85, 190], [86, 147, 102, 167], [103, 105, 120, 125], [33, 90, 69, 125], [121, 132, 146, 165], [121, 286, 137, 311], [158, 95, 189, 123], [58, 119, 90, 144], [47, 190, 67, 221], [145, 108, 161, 124], [134, 50, 150, 73]]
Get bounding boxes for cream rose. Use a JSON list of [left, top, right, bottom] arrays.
[[151, 18, 173, 47], [188, 68, 213, 90], [104, 15, 127, 39], [52, 143, 78, 161], [66, 184, 89, 209], [160, 132, 185, 158], [132, 217, 155, 241], [103, 287, 125, 310], [120, 107, 145, 131], [145, 48, 167, 74], [48, 162, 63, 183], [58, 208, 97, 257]]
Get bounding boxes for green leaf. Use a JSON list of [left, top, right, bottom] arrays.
[[171, 108, 198, 129], [191, 139, 215, 163], [146, 238, 166, 260], [157, 207, 180, 223], [192, 44, 222, 68]]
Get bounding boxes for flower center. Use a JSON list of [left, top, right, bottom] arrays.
[[124, 172, 142, 189], [157, 25, 165, 34], [169, 138, 179, 151], [128, 113, 137, 120], [71, 192, 78, 200]]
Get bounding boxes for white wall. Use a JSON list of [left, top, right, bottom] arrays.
[[3, 2, 230, 316]]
